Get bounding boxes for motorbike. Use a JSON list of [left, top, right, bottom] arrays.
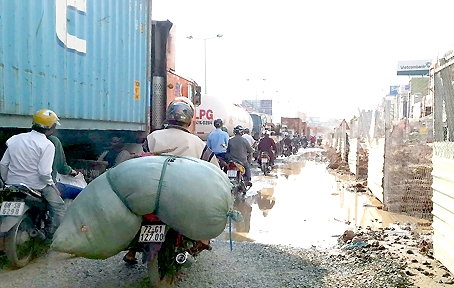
[[301, 141, 308, 149], [317, 139, 323, 146], [0, 181, 50, 268], [310, 142, 316, 148], [127, 213, 211, 286], [215, 154, 228, 172], [282, 145, 292, 157], [292, 144, 299, 154], [226, 161, 250, 198], [259, 151, 271, 175], [251, 142, 259, 162]]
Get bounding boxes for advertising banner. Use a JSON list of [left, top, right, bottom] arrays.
[[242, 99, 273, 115], [397, 60, 432, 76], [389, 85, 400, 95]]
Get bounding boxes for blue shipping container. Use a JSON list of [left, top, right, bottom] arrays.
[[0, 0, 151, 130]]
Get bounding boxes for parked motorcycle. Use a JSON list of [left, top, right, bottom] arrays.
[[259, 152, 271, 175], [0, 181, 50, 268], [301, 141, 308, 149], [226, 161, 250, 198], [127, 213, 211, 285], [317, 138, 323, 146], [310, 142, 315, 148]]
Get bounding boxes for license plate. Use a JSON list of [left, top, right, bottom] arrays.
[[227, 170, 237, 178], [139, 225, 166, 242], [261, 158, 268, 163], [0, 202, 25, 216]]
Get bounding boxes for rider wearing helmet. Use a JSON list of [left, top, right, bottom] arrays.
[[242, 128, 255, 164], [226, 125, 253, 185], [0, 109, 66, 239], [124, 98, 219, 265], [145, 97, 219, 167], [207, 118, 229, 161], [258, 131, 277, 166], [242, 128, 255, 147], [292, 134, 300, 148]]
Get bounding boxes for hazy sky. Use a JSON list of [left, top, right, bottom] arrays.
[[152, 0, 454, 121]]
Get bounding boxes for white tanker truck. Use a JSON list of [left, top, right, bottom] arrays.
[[195, 95, 253, 141]]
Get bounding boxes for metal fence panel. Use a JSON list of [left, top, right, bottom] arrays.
[[367, 138, 384, 203], [382, 116, 433, 219], [432, 144, 454, 274], [348, 138, 357, 173]]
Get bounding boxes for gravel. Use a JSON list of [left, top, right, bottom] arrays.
[[1, 153, 452, 287], [0, 236, 431, 288]]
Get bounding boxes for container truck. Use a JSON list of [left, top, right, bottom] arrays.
[[249, 112, 273, 140], [195, 95, 253, 141], [280, 117, 305, 136], [0, 1, 200, 163]]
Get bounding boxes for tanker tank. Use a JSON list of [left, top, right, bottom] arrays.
[[195, 95, 253, 141]]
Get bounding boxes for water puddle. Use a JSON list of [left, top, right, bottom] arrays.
[[336, 186, 431, 233], [217, 151, 431, 248], [217, 159, 348, 248]]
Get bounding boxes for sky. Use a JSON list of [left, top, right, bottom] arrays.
[[152, 0, 454, 121]]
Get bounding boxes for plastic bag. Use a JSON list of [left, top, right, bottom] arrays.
[[52, 173, 142, 259], [108, 155, 234, 240], [57, 172, 87, 188]]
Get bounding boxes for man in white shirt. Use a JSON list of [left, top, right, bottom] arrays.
[[0, 109, 66, 238], [242, 128, 255, 164]]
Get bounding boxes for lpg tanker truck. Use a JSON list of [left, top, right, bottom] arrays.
[[195, 95, 253, 141]]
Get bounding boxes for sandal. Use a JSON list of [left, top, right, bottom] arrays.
[[123, 254, 138, 265]]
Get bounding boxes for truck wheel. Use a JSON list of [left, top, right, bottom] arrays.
[[5, 213, 35, 268]]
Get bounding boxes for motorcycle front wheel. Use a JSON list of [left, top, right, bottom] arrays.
[[5, 213, 35, 268]]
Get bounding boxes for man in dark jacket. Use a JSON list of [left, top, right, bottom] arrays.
[[258, 132, 277, 166], [226, 125, 253, 185]]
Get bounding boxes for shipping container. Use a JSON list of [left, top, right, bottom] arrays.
[[0, 0, 152, 131], [281, 117, 304, 136]]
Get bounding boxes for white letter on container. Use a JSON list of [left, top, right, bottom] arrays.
[[56, 0, 87, 53]]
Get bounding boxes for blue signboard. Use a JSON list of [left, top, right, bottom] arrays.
[[389, 85, 400, 95], [260, 100, 273, 108]]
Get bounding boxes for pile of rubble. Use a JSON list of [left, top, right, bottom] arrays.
[[334, 224, 454, 286], [326, 147, 351, 174]]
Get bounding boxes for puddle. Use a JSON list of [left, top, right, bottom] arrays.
[[217, 160, 348, 248], [337, 187, 431, 233], [217, 152, 432, 248]]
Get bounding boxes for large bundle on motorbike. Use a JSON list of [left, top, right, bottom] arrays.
[[52, 155, 233, 259]]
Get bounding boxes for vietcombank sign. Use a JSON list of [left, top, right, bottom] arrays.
[[397, 60, 432, 76]]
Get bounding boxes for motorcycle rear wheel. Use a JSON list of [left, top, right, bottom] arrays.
[[147, 256, 160, 287], [262, 163, 268, 175], [5, 213, 35, 268]]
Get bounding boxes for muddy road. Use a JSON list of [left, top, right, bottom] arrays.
[[217, 148, 348, 248], [0, 148, 443, 287]]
